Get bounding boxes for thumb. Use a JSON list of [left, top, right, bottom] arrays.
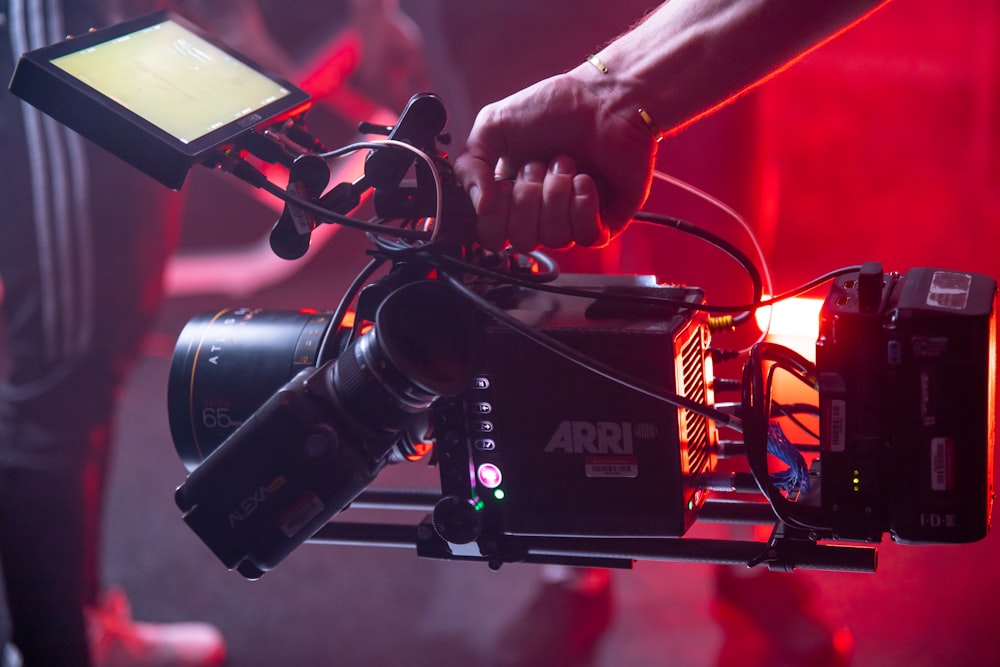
[[453, 151, 497, 215]]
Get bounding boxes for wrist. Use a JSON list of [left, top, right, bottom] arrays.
[[572, 56, 665, 147]]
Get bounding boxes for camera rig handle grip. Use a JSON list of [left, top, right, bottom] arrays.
[[269, 94, 464, 261], [364, 93, 448, 188], [364, 93, 478, 245], [269, 154, 331, 260]]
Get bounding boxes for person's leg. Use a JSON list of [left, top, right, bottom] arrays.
[[0, 5, 100, 661], [77, 141, 184, 609], [1, 8, 209, 665], [0, 468, 91, 665]]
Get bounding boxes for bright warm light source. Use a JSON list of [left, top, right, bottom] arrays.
[[756, 296, 823, 337], [477, 463, 503, 489], [760, 297, 825, 410], [757, 297, 824, 360]]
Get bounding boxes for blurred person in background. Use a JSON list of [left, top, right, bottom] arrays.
[[0, 1, 427, 665]]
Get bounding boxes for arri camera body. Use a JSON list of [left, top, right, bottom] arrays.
[[168, 270, 721, 578], [10, 11, 995, 580]]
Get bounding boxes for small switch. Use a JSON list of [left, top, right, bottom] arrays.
[[858, 262, 884, 312]]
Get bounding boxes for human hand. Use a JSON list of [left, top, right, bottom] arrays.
[[454, 65, 659, 252]]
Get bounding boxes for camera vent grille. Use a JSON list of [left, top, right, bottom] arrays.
[[679, 325, 712, 475]]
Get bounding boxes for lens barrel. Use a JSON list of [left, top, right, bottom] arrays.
[[172, 281, 481, 577], [168, 308, 339, 469]]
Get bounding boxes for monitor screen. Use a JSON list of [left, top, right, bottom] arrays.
[[51, 19, 293, 145], [9, 11, 311, 189]]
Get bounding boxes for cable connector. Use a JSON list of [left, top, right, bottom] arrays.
[[214, 151, 269, 189], [707, 314, 736, 332], [711, 348, 742, 363], [713, 377, 741, 393]]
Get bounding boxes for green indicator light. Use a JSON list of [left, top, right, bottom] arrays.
[[473, 500, 485, 511], [493, 488, 506, 501], [687, 499, 695, 511]]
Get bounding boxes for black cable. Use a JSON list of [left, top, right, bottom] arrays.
[[435, 252, 727, 311], [217, 151, 431, 240], [742, 342, 829, 531], [775, 402, 821, 416], [230, 145, 854, 317], [709, 265, 864, 314], [633, 211, 763, 324], [432, 250, 861, 317], [772, 402, 821, 441], [766, 266, 863, 305], [261, 180, 431, 240], [439, 272, 743, 431], [317, 256, 387, 363], [762, 362, 812, 493], [257, 158, 855, 320], [371, 231, 446, 258], [714, 377, 742, 393]]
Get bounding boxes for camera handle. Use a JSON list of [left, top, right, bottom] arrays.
[[271, 93, 474, 259], [363, 93, 448, 188], [270, 154, 332, 259], [363, 93, 477, 244]]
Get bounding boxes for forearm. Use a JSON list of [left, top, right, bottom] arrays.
[[580, 0, 890, 136]]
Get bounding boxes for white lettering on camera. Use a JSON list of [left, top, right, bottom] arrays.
[[544, 421, 635, 455]]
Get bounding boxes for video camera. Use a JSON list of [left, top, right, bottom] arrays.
[[11, 11, 995, 581]]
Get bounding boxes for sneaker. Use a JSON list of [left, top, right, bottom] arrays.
[[87, 588, 227, 667], [2, 644, 22, 667]]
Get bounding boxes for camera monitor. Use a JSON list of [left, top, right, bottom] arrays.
[[8, 10, 311, 189]]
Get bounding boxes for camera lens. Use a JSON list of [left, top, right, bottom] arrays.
[[167, 308, 341, 470], [171, 281, 482, 577], [330, 280, 480, 439]]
